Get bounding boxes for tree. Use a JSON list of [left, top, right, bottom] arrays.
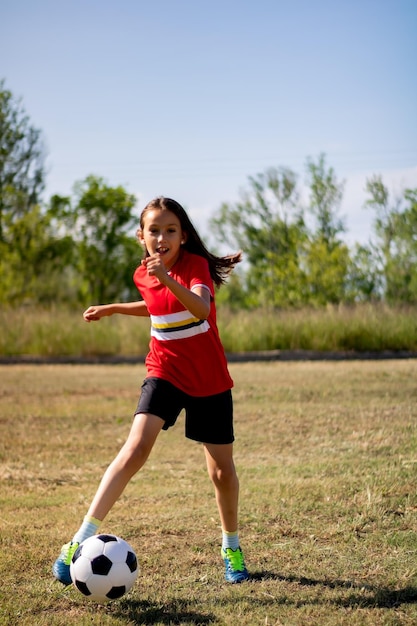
[[387, 187, 417, 303], [302, 239, 352, 305], [364, 176, 417, 303], [0, 80, 46, 242], [0, 205, 73, 304], [304, 154, 350, 304], [305, 153, 345, 245], [50, 175, 140, 303], [365, 175, 397, 259], [347, 243, 383, 302], [0, 81, 72, 305], [209, 167, 308, 307]]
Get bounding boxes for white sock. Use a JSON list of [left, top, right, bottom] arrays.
[[72, 515, 101, 544], [222, 529, 240, 551]]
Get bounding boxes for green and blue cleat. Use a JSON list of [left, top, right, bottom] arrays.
[[52, 541, 79, 586], [221, 546, 249, 583]]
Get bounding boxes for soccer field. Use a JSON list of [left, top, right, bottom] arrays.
[[1, 361, 416, 625]]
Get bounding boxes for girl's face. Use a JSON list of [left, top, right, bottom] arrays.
[[139, 209, 186, 270]]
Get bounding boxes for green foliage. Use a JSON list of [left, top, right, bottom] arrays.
[[364, 177, 417, 304], [211, 156, 417, 308], [210, 157, 353, 307], [347, 243, 383, 302], [303, 238, 352, 305], [306, 152, 345, 244], [1, 80, 417, 310], [210, 167, 308, 307], [386, 188, 417, 303], [0, 205, 74, 304], [0, 80, 74, 305], [0, 79, 45, 241], [214, 271, 249, 310], [50, 175, 141, 304], [302, 155, 352, 304]]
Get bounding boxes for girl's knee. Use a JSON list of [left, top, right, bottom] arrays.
[[116, 440, 151, 476], [209, 462, 237, 486]]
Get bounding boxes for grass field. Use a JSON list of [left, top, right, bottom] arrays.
[[1, 361, 417, 625]]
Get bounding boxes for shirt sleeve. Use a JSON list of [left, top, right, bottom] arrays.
[[189, 255, 214, 298]]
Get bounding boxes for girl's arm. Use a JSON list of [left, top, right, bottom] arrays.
[[143, 255, 211, 320], [159, 276, 211, 319], [83, 300, 149, 322]]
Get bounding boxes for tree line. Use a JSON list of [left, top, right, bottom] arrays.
[[1, 79, 416, 309]]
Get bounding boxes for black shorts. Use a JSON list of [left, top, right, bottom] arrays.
[[135, 377, 234, 444]]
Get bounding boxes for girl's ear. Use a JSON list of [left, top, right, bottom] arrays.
[[137, 228, 145, 245], [181, 232, 188, 245]]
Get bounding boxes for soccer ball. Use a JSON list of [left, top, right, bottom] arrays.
[[70, 534, 138, 602]]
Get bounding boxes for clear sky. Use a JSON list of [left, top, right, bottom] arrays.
[[1, 0, 416, 244]]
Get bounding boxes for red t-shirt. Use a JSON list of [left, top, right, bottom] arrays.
[[133, 249, 233, 397]]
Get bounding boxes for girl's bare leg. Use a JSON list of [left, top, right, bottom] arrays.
[[203, 443, 239, 532], [87, 412, 164, 521]]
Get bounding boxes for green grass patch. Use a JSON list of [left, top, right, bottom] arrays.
[[1, 303, 417, 357], [219, 303, 417, 353], [1, 361, 417, 624]]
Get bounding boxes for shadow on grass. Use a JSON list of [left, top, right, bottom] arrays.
[[114, 598, 217, 625], [251, 570, 417, 609], [110, 573, 417, 623]]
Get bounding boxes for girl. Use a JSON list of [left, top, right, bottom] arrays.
[[53, 197, 249, 585]]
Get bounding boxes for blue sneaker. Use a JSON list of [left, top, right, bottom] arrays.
[[52, 541, 79, 585], [221, 546, 249, 583]]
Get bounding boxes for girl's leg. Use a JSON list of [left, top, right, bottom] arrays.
[[203, 443, 239, 531], [87, 412, 164, 521], [203, 442, 249, 583], [53, 413, 163, 585]]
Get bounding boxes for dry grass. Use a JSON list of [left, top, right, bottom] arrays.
[[0, 361, 417, 625]]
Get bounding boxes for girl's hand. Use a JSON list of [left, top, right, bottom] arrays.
[[83, 305, 110, 322], [142, 255, 168, 282]]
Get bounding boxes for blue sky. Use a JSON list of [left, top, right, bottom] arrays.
[[2, 0, 416, 244]]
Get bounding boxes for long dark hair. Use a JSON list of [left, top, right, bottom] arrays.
[[138, 197, 241, 287]]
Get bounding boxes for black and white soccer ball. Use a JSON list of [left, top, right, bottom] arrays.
[[70, 534, 138, 603]]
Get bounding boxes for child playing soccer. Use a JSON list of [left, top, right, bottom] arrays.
[[53, 196, 249, 584]]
